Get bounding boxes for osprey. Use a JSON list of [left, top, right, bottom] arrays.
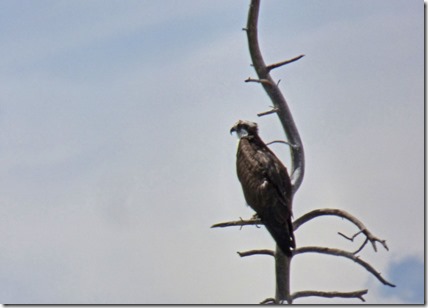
[[230, 120, 295, 256]]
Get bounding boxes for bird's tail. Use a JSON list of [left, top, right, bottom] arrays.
[[262, 205, 295, 257]]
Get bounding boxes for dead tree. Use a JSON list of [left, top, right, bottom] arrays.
[[212, 0, 395, 304]]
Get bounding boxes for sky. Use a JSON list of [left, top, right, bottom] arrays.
[[0, 0, 424, 304]]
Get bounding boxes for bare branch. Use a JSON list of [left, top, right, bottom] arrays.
[[237, 249, 275, 257], [293, 208, 389, 252], [294, 246, 396, 287], [212, 208, 388, 255], [266, 54, 305, 71], [257, 108, 278, 117], [211, 216, 261, 229], [245, 77, 274, 86], [266, 140, 298, 148], [291, 289, 368, 303]]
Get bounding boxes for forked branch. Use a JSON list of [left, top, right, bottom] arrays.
[[213, 207, 389, 255], [293, 208, 389, 252]]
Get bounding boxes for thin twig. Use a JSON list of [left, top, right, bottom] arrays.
[[266, 140, 298, 148], [338, 230, 364, 241], [291, 289, 367, 302], [238, 249, 275, 257], [211, 217, 261, 229], [245, 77, 273, 86], [266, 54, 305, 71], [353, 238, 369, 255], [257, 108, 278, 117], [294, 246, 396, 287], [338, 230, 370, 254]]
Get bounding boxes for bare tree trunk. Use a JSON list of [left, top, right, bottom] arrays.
[[275, 248, 292, 303], [212, 0, 394, 303], [245, 0, 304, 302]]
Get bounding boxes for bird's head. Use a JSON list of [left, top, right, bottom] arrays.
[[230, 120, 259, 138]]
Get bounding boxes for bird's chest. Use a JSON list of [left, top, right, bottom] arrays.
[[237, 147, 266, 182], [236, 142, 273, 211]]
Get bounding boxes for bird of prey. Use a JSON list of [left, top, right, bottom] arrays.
[[230, 120, 295, 256]]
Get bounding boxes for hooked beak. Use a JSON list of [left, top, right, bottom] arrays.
[[230, 126, 237, 135]]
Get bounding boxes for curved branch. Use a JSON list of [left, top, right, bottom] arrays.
[[246, 0, 305, 194], [259, 297, 276, 304], [213, 208, 389, 254], [293, 208, 389, 252], [352, 237, 370, 255], [291, 289, 368, 303], [294, 246, 396, 287]]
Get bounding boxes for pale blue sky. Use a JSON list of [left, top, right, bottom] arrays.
[[0, 0, 424, 304]]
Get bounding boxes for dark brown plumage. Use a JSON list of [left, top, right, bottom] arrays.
[[230, 120, 295, 256]]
